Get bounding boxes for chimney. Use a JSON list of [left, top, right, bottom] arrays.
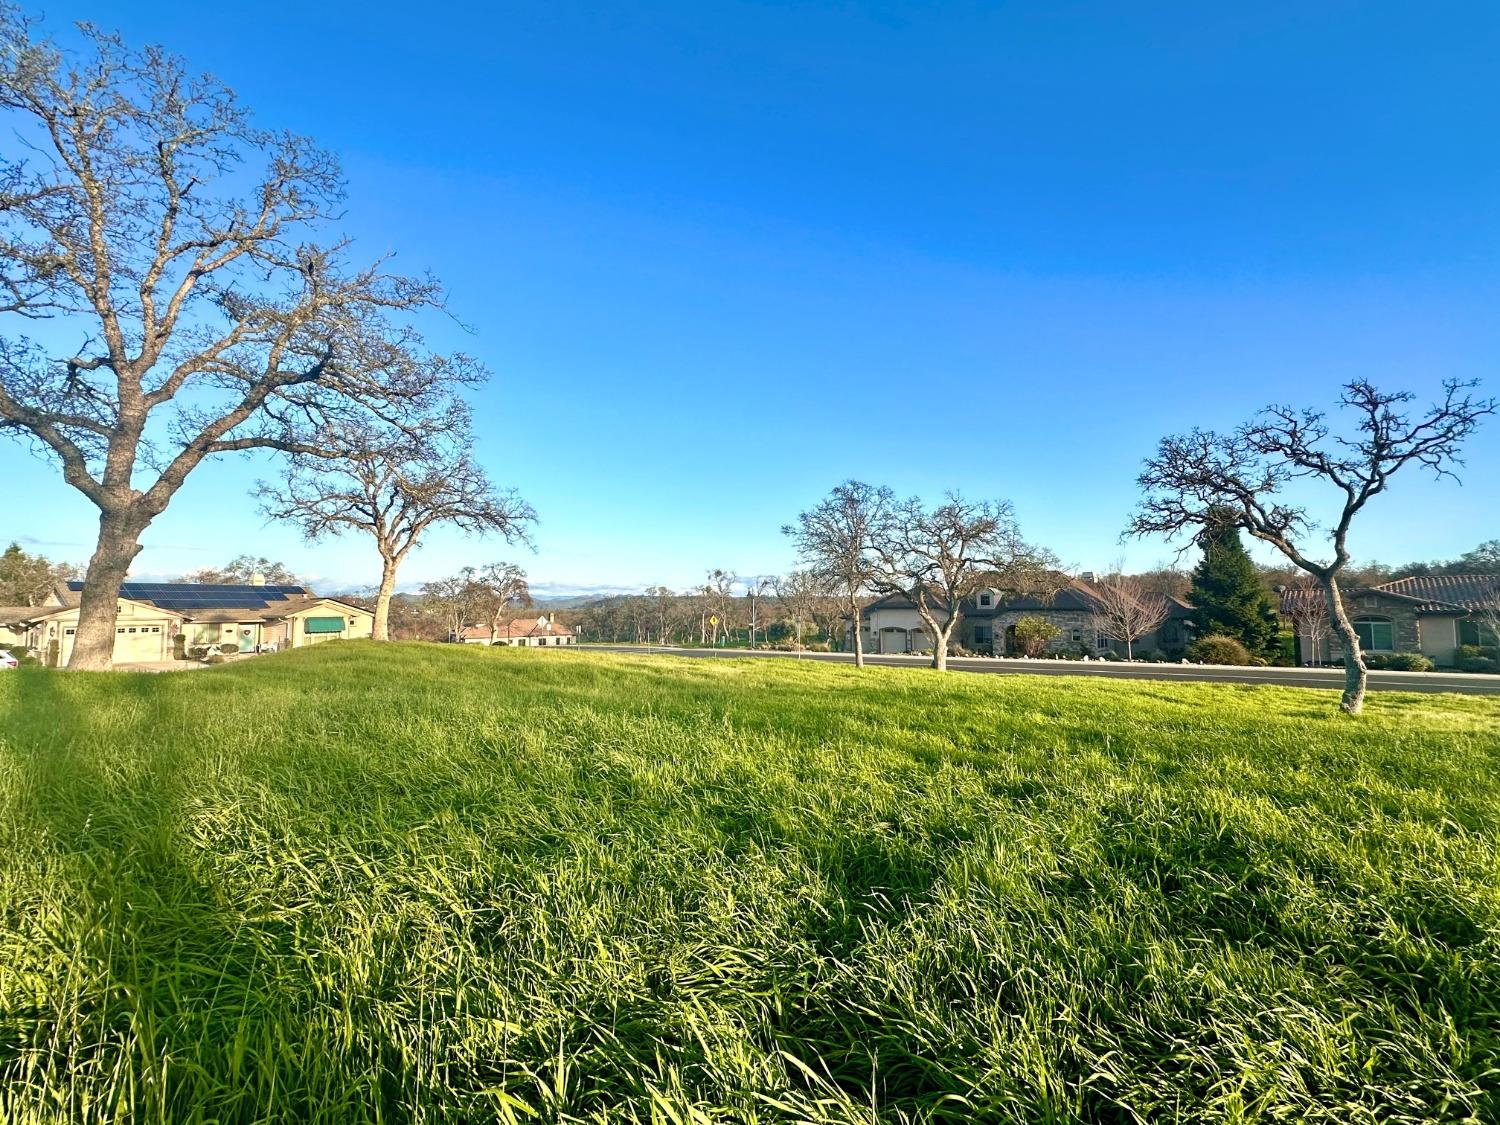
[[249, 570, 266, 586]]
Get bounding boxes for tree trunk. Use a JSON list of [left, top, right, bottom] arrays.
[[1324, 575, 1366, 714], [851, 593, 865, 669], [372, 557, 400, 642], [68, 510, 146, 670]]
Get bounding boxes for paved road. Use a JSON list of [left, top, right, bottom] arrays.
[[578, 644, 1500, 696]]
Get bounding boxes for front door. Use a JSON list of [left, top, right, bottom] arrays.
[[238, 626, 257, 653]]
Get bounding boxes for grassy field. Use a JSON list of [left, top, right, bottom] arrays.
[[1, 645, 1498, 1124]]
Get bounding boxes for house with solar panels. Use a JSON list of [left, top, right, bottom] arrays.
[[2, 577, 374, 665]]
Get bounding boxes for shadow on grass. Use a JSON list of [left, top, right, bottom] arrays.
[[0, 669, 420, 1124]]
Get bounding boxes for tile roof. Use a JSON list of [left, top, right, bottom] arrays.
[[1372, 574, 1500, 612], [1279, 574, 1500, 616]]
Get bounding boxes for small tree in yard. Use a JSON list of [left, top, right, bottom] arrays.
[[1012, 616, 1061, 658], [783, 481, 893, 669], [258, 408, 534, 641], [1089, 569, 1171, 659], [1131, 379, 1494, 714], [0, 16, 462, 667], [1282, 575, 1332, 665], [872, 492, 1057, 672]]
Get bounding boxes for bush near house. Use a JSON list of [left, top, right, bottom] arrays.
[[1365, 652, 1436, 672], [1187, 634, 1253, 665], [1457, 644, 1500, 674], [1010, 615, 1061, 657]]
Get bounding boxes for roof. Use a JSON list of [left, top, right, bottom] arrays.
[[65, 580, 312, 613], [1279, 574, 1500, 616], [1371, 574, 1500, 613], [0, 605, 40, 623]]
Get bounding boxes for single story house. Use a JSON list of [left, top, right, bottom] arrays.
[[4, 580, 374, 665], [452, 615, 576, 647], [1281, 574, 1498, 668], [858, 577, 1194, 658]]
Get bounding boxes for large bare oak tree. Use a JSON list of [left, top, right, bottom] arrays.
[[1130, 379, 1493, 713], [256, 406, 534, 641], [871, 493, 1057, 671], [782, 481, 893, 669], [0, 15, 459, 667]]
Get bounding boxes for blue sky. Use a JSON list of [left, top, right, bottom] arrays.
[[4, 1, 1498, 595]]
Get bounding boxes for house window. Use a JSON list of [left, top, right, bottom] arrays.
[[65, 628, 75, 635], [1360, 596, 1380, 610], [978, 593, 992, 607], [973, 625, 992, 645], [1461, 619, 1497, 646], [1353, 617, 1394, 652], [117, 627, 125, 634], [1070, 628, 1083, 643], [1096, 632, 1111, 649]]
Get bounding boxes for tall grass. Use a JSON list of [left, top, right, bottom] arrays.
[[1, 644, 1497, 1123]]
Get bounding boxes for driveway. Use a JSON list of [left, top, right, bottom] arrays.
[[577, 644, 1500, 696]]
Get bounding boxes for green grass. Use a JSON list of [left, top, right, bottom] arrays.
[[1, 645, 1498, 1124]]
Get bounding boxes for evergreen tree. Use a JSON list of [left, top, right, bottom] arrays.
[[1188, 523, 1281, 658]]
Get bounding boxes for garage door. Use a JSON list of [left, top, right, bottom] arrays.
[[114, 625, 164, 662], [881, 629, 907, 653]]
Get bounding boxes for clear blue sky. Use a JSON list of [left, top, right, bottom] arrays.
[[4, 1, 1498, 595]]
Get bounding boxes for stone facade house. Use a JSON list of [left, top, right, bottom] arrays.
[[858, 577, 1194, 658], [1281, 574, 1499, 668]]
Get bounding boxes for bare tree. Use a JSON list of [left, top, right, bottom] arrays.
[[783, 481, 893, 669], [257, 410, 534, 641], [872, 493, 1057, 672], [181, 555, 299, 585], [1087, 568, 1170, 660], [744, 576, 771, 648], [643, 585, 681, 646], [1130, 379, 1494, 713], [1281, 575, 1331, 665], [772, 569, 827, 647], [420, 569, 488, 641], [703, 569, 737, 646], [1472, 581, 1500, 651], [0, 16, 465, 667], [476, 562, 532, 643]]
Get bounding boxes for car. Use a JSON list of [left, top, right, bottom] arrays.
[[0, 649, 18, 669]]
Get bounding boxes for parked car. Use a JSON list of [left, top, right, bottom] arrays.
[[0, 649, 19, 669]]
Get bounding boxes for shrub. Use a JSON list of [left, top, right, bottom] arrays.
[[804, 641, 830, 653], [1188, 634, 1253, 666], [1366, 652, 1434, 672], [1456, 645, 1499, 674], [1011, 616, 1061, 657]]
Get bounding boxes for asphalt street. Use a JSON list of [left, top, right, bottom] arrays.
[[578, 644, 1500, 696]]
